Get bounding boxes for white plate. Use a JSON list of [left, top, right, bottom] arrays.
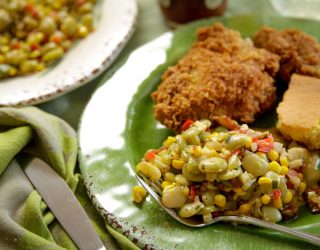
[[0, 0, 137, 107]]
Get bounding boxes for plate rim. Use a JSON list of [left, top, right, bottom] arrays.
[[0, 0, 138, 107]]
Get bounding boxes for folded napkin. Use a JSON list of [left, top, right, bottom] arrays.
[[0, 107, 138, 250]]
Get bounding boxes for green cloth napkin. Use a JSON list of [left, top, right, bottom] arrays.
[[0, 107, 138, 250]]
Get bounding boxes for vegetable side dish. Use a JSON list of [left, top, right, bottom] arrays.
[[0, 0, 95, 79], [134, 119, 320, 223]]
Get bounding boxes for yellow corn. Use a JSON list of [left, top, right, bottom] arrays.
[[268, 150, 279, 161], [258, 177, 272, 185], [1, 45, 9, 53], [77, 25, 89, 37], [164, 136, 176, 147], [214, 194, 226, 207], [269, 161, 282, 174], [244, 137, 252, 148], [191, 146, 202, 157], [280, 166, 289, 175], [260, 194, 271, 204], [132, 186, 147, 203], [161, 181, 172, 189], [233, 187, 246, 196], [8, 67, 17, 76], [212, 132, 219, 137], [172, 159, 185, 170], [239, 203, 252, 214], [280, 156, 289, 167], [283, 190, 293, 203], [299, 182, 306, 193], [272, 197, 282, 209], [298, 173, 304, 181]]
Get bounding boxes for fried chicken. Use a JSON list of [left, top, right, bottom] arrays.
[[253, 26, 320, 82], [152, 23, 280, 132]]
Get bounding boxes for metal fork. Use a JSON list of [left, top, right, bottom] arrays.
[[135, 173, 320, 247]]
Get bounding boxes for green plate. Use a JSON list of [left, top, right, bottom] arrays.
[[79, 15, 320, 249]]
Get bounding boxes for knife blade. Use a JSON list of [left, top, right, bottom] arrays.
[[16, 157, 105, 250]]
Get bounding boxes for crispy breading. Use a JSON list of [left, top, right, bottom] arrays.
[[253, 26, 320, 82], [152, 23, 280, 132]]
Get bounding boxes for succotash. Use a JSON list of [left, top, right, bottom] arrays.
[[0, 0, 95, 79], [133, 119, 320, 223]]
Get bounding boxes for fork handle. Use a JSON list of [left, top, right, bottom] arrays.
[[219, 216, 320, 246]]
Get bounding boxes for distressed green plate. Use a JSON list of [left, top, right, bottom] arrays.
[[79, 15, 320, 249]]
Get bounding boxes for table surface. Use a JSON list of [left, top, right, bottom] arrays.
[[37, 0, 276, 129]]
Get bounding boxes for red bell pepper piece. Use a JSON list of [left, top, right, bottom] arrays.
[[181, 119, 194, 131]]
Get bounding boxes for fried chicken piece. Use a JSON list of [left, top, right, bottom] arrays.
[[253, 26, 320, 82], [152, 23, 280, 132]]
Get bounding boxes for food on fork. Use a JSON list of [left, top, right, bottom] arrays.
[[152, 23, 280, 133], [0, 0, 96, 79], [253, 26, 320, 83], [277, 74, 320, 150], [134, 119, 319, 223]]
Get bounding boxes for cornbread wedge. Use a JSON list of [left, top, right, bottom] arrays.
[[277, 74, 320, 150]]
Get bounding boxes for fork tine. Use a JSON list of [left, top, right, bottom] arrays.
[[135, 173, 204, 227]]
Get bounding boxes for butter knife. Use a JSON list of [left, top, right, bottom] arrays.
[[17, 157, 105, 250]]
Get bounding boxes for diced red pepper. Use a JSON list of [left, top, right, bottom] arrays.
[[11, 42, 20, 49], [51, 35, 62, 44], [257, 134, 274, 153], [181, 119, 194, 131], [286, 180, 294, 189], [230, 149, 241, 157], [272, 189, 282, 200], [30, 43, 39, 51], [190, 186, 196, 201], [145, 150, 156, 161]]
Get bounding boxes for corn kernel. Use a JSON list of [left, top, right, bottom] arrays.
[[280, 166, 289, 175], [36, 63, 45, 72], [239, 203, 252, 214], [260, 194, 271, 204], [132, 186, 147, 203], [233, 187, 246, 196], [1, 45, 9, 53], [212, 132, 219, 137], [298, 173, 304, 181], [269, 161, 282, 174], [244, 137, 252, 148], [268, 150, 279, 161], [283, 190, 293, 203], [78, 25, 89, 38], [299, 182, 306, 193], [272, 197, 282, 209], [161, 181, 172, 189], [258, 177, 272, 185], [214, 194, 226, 207], [164, 136, 176, 147], [280, 156, 289, 167], [8, 67, 17, 76], [191, 146, 202, 157], [172, 159, 185, 170]]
